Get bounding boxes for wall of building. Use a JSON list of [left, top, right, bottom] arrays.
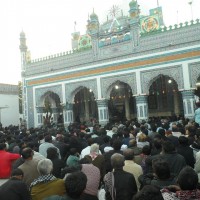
[[0, 94, 19, 127]]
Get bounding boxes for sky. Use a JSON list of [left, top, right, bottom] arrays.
[[1, 0, 200, 85]]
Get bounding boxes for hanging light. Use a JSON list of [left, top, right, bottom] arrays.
[[115, 85, 119, 89], [168, 79, 172, 84], [89, 89, 92, 92]]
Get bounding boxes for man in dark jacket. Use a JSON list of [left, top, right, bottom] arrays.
[[104, 153, 137, 200], [0, 168, 30, 200], [104, 139, 123, 172], [177, 136, 195, 168], [146, 140, 186, 177]]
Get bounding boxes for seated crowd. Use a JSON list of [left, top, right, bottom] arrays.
[[0, 116, 200, 200]]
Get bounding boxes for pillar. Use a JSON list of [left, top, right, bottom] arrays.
[[97, 99, 109, 126], [65, 103, 74, 125], [125, 90, 131, 120], [181, 90, 195, 119], [174, 92, 180, 116], [135, 95, 148, 122], [36, 106, 44, 126], [84, 89, 90, 121]]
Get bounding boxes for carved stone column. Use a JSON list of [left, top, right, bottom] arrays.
[[135, 95, 148, 122], [35, 106, 44, 126], [65, 103, 74, 125], [84, 89, 90, 122], [96, 99, 109, 126], [181, 90, 195, 120], [174, 92, 180, 116], [125, 90, 131, 120]]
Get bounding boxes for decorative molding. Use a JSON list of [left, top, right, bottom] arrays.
[[96, 99, 108, 107], [189, 62, 200, 88], [27, 87, 34, 128], [135, 95, 148, 104], [101, 73, 137, 99], [25, 24, 200, 77], [65, 79, 97, 103], [35, 85, 62, 106], [141, 65, 184, 94], [181, 90, 195, 99]]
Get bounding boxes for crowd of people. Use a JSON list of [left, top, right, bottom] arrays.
[[0, 115, 200, 200]]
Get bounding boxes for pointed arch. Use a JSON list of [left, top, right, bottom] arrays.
[[101, 73, 136, 99], [65, 79, 97, 103], [141, 65, 183, 94]]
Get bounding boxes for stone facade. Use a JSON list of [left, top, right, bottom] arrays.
[[19, 1, 200, 128]]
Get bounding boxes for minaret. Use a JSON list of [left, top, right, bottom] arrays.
[[19, 31, 28, 70], [19, 31, 28, 125], [87, 10, 99, 60], [128, 0, 140, 48]]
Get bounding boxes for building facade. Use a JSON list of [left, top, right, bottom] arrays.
[[20, 0, 200, 128], [0, 84, 19, 127]]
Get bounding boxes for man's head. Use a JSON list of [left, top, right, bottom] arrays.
[[90, 143, 99, 154], [133, 185, 164, 200], [11, 168, 24, 180], [65, 171, 87, 198], [177, 167, 198, 190], [37, 159, 53, 175], [162, 141, 175, 154], [21, 147, 34, 160], [123, 149, 134, 160], [44, 135, 52, 143], [112, 139, 122, 150], [129, 139, 137, 147], [142, 145, 151, 155], [111, 153, 125, 169], [0, 143, 6, 150], [47, 147, 58, 159], [152, 159, 170, 180]]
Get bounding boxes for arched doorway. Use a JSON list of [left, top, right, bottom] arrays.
[[195, 76, 200, 102], [40, 91, 63, 126], [148, 75, 183, 117], [108, 81, 135, 122], [73, 87, 98, 123]]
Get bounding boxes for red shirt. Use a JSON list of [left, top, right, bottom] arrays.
[[0, 150, 20, 178]]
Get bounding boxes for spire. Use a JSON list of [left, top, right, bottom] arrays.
[[157, 0, 159, 7], [129, 0, 140, 23], [74, 21, 77, 32], [19, 30, 27, 52]]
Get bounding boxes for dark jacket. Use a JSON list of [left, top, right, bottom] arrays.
[[104, 169, 137, 200], [51, 157, 66, 178], [104, 150, 123, 173], [139, 173, 176, 189], [177, 145, 195, 168], [0, 177, 31, 200], [146, 152, 186, 177]]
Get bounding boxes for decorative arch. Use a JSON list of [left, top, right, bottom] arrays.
[[101, 73, 137, 99], [35, 85, 62, 106], [65, 79, 97, 103], [106, 80, 132, 98], [189, 62, 200, 88], [40, 91, 61, 108], [141, 65, 183, 94]]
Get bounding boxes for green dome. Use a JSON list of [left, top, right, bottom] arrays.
[[129, 0, 137, 8], [20, 30, 25, 38], [90, 12, 98, 19]]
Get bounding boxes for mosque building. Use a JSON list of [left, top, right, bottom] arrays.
[[19, 0, 200, 128]]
